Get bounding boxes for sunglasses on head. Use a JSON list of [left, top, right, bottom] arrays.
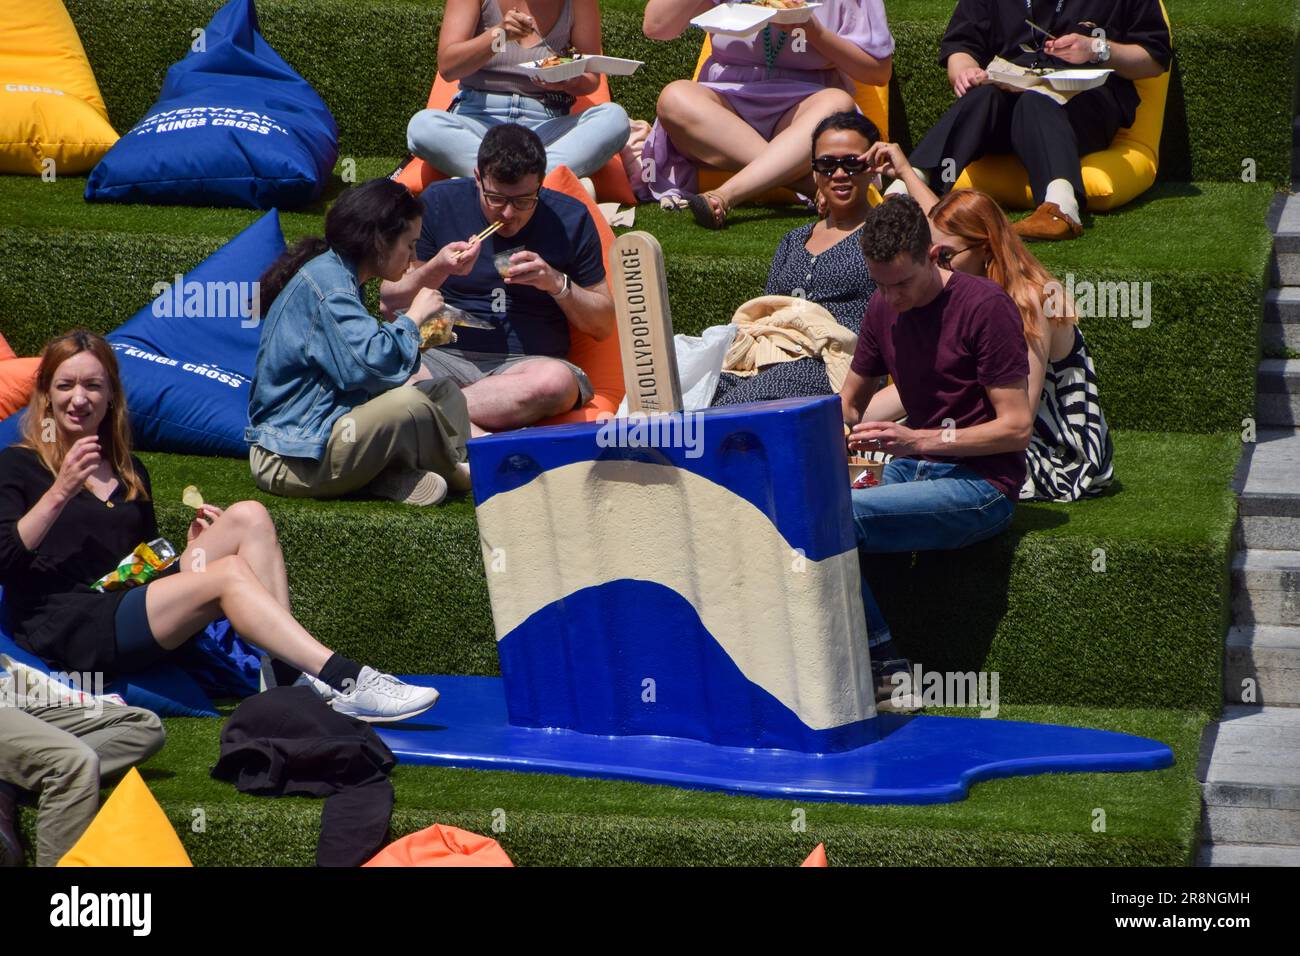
[[812, 155, 869, 176]]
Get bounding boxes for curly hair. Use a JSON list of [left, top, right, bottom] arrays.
[[859, 194, 931, 264]]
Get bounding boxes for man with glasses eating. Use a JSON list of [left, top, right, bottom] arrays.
[[381, 123, 614, 432]]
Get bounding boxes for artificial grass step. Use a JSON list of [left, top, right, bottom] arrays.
[[0, 174, 1275, 432], [63, 0, 1299, 186], [135, 429, 1238, 713], [16, 704, 1209, 866]]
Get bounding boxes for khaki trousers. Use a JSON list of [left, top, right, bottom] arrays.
[[250, 381, 470, 498], [0, 702, 165, 866]]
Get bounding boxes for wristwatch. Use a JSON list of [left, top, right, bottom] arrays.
[[1092, 37, 1112, 64], [553, 272, 572, 300]]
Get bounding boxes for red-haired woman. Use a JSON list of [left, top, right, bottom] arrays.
[[862, 142, 1113, 501], [0, 331, 438, 722]]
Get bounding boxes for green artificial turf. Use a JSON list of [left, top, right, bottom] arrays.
[[130, 428, 1237, 713], [0, 174, 1273, 432], [60, 0, 1299, 187], [17, 703, 1208, 866]]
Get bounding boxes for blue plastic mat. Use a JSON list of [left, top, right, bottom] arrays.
[[377, 675, 1174, 804]]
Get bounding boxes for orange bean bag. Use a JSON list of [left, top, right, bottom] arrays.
[[363, 824, 514, 867], [801, 843, 829, 867], [691, 36, 890, 204], [536, 164, 625, 424], [394, 74, 636, 206], [953, 0, 1172, 212], [0, 332, 39, 421]]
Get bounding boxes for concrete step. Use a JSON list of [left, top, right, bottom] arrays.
[[1200, 707, 1300, 849], [1199, 842, 1300, 865], [1263, 288, 1300, 352], [1233, 549, 1300, 626], [1256, 360, 1300, 427], [1224, 625, 1300, 706], [1235, 429, 1300, 549], [1271, 192, 1300, 287]]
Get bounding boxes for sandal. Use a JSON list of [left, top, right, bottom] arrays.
[[687, 190, 729, 230]]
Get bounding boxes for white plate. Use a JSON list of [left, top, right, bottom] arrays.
[[520, 54, 644, 83], [689, 3, 775, 37], [1044, 68, 1112, 92], [768, 2, 822, 25]]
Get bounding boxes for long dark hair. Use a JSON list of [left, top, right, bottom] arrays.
[[259, 177, 423, 307]]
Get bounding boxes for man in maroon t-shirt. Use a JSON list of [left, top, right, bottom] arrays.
[[841, 195, 1032, 707]]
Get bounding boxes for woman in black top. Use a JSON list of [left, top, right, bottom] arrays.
[[0, 331, 439, 723], [905, 0, 1172, 241]]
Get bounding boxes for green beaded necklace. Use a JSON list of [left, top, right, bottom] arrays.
[[761, 25, 789, 78]]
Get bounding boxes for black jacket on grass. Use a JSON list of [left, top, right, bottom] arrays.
[[211, 686, 396, 868]]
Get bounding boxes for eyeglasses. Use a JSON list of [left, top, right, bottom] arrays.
[[936, 245, 977, 266], [476, 175, 540, 210], [811, 155, 869, 176]]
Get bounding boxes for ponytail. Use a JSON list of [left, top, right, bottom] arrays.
[[259, 236, 328, 310]]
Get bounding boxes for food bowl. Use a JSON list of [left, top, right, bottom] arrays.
[[1044, 68, 1112, 92], [768, 1, 822, 25], [520, 55, 588, 84], [848, 458, 885, 489]]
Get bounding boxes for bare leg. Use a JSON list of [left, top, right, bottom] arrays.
[[178, 500, 289, 610], [462, 359, 579, 431], [655, 80, 769, 171], [713, 88, 858, 210], [143, 555, 332, 677]]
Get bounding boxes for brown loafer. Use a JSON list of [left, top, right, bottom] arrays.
[[1012, 201, 1084, 241]]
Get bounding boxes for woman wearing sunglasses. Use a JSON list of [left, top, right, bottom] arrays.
[[641, 0, 893, 229], [712, 111, 880, 406], [858, 142, 1113, 501]]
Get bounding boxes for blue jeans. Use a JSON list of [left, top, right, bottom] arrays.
[[851, 458, 1014, 648], [407, 88, 630, 179]]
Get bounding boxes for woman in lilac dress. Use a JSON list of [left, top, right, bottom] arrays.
[[640, 0, 893, 228]]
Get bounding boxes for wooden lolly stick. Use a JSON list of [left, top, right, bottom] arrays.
[[609, 231, 682, 414]]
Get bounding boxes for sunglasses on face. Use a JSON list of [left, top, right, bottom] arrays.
[[936, 244, 977, 266], [811, 155, 869, 176]]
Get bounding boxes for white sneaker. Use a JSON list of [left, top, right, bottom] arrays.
[[368, 467, 448, 506], [294, 671, 334, 702], [329, 666, 440, 723]]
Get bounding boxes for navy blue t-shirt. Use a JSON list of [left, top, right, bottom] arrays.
[[415, 178, 606, 358]]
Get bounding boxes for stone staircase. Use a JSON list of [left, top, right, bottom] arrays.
[[1198, 190, 1300, 866]]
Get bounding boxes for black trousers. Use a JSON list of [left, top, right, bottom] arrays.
[[909, 84, 1125, 206]]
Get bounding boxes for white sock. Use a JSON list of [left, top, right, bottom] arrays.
[[1044, 179, 1081, 224]]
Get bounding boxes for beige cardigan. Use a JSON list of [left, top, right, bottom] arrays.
[[722, 295, 858, 393]]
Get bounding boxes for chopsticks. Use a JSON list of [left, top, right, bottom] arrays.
[[1024, 18, 1058, 41], [453, 220, 504, 262]]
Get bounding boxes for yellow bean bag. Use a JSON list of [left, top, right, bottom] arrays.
[[0, 0, 119, 175], [692, 36, 889, 203], [57, 768, 193, 867], [953, 1, 1172, 212]]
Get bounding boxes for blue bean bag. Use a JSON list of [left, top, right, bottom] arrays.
[[0, 409, 20, 448], [108, 209, 285, 456], [84, 0, 337, 208], [0, 590, 259, 718]]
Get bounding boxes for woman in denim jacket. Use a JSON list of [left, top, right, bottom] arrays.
[[247, 178, 476, 506]]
